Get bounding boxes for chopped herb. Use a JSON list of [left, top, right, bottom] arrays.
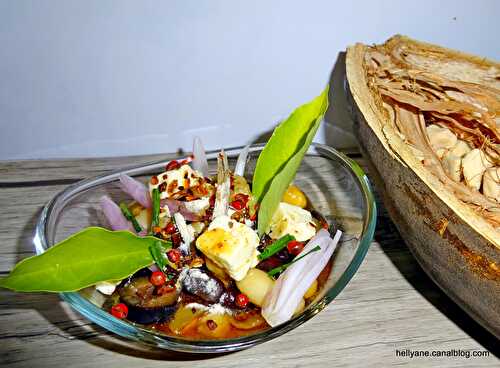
[[267, 245, 321, 278], [151, 188, 160, 233], [258, 234, 295, 261], [148, 240, 172, 271], [119, 202, 143, 233]]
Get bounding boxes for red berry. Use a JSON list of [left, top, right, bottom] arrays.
[[231, 200, 244, 210], [167, 249, 181, 263], [235, 293, 249, 308], [111, 303, 128, 319], [165, 160, 180, 171], [150, 271, 167, 286], [287, 241, 304, 256], [165, 222, 176, 234]]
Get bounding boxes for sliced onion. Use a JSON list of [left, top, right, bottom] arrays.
[[234, 144, 250, 177], [192, 136, 209, 177], [119, 174, 151, 208], [160, 198, 200, 221], [99, 196, 134, 232], [262, 229, 342, 327], [148, 264, 160, 272], [173, 212, 193, 255]]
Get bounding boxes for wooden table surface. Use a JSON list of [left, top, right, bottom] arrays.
[[0, 151, 498, 368]]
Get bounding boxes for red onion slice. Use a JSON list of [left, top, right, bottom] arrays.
[[99, 196, 135, 232], [119, 174, 151, 208], [262, 229, 342, 327], [192, 136, 209, 177]]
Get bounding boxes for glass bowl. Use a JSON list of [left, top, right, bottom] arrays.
[[34, 143, 376, 353]]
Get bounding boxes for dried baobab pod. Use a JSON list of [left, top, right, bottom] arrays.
[[449, 140, 472, 158], [462, 149, 493, 190], [483, 167, 500, 202], [442, 152, 462, 182], [426, 124, 457, 157], [346, 35, 500, 338]]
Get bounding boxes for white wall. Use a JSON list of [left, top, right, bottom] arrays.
[[1, 1, 499, 159]]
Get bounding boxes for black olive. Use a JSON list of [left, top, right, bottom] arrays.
[[182, 268, 224, 303]]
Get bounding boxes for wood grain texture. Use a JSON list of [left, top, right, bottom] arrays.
[[0, 152, 498, 368]]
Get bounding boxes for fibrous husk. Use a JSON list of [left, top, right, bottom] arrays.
[[346, 34, 500, 339], [362, 36, 500, 229]]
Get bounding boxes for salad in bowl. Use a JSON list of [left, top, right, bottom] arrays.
[[0, 87, 375, 350]]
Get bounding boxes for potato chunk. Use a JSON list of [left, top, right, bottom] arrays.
[[236, 268, 275, 307]]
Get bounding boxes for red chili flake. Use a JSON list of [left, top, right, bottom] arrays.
[[230, 200, 244, 211], [111, 303, 128, 319], [158, 182, 167, 192], [250, 213, 257, 222], [165, 160, 180, 171], [167, 179, 178, 193], [150, 176, 159, 185], [234, 193, 249, 205], [180, 155, 193, 165], [171, 233, 181, 246]]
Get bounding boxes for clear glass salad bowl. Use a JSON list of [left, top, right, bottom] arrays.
[[34, 143, 376, 353]]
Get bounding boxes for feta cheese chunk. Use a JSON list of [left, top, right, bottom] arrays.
[[268, 202, 316, 241], [95, 281, 119, 295], [149, 165, 204, 199], [196, 216, 260, 281], [183, 197, 210, 214]]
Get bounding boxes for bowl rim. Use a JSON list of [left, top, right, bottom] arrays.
[[34, 142, 377, 353]]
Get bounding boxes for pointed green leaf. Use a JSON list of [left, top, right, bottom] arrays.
[[253, 87, 329, 235], [0, 227, 170, 292]]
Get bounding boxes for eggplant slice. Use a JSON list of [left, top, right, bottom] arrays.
[[118, 276, 179, 324]]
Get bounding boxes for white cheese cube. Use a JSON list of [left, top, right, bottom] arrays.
[[196, 216, 260, 281], [268, 202, 316, 241]]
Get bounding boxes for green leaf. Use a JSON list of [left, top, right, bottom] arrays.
[[0, 227, 170, 292], [253, 87, 329, 236]]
